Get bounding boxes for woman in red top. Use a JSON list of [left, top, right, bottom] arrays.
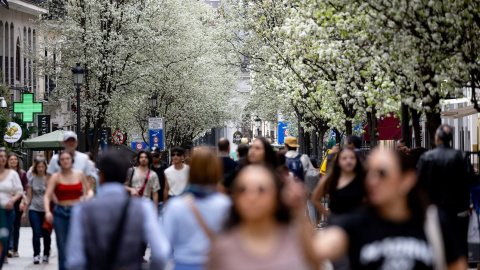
[[44, 151, 91, 270]]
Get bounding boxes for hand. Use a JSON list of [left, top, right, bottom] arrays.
[[129, 189, 139, 196], [5, 200, 14, 211], [19, 200, 26, 212], [45, 212, 53, 225], [21, 212, 27, 221], [282, 180, 306, 211]]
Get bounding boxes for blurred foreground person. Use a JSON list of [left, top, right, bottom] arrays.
[[67, 152, 170, 270], [44, 151, 91, 270], [417, 124, 476, 256], [208, 165, 317, 270], [164, 148, 231, 270], [22, 159, 51, 264], [313, 149, 467, 270], [0, 148, 23, 267]]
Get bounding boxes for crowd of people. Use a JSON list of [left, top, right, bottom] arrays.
[[0, 124, 476, 270]]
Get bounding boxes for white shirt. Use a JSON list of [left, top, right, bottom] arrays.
[[47, 151, 92, 177], [164, 165, 190, 196], [285, 150, 314, 175], [0, 170, 23, 208]]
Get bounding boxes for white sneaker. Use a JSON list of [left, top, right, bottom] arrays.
[[33, 255, 40, 264], [42, 255, 49, 264]]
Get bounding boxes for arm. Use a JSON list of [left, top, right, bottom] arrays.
[[66, 205, 87, 270], [152, 192, 159, 213], [21, 187, 33, 220], [124, 168, 139, 196], [79, 172, 93, 200], [142, 200, 170, 270], [312, 226, 349, 262], [44, 174, 58, 224], [163, 175, 170, 205], [312, 179, 329, 218]]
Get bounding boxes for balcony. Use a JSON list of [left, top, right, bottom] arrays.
[[5, 0, 48, 15]]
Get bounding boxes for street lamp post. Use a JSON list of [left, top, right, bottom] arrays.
[[255, 116, 261, 137], [148, 94, 157, 117], [72, 63, 84, 152]]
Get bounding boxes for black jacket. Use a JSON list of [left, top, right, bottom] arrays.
[[417, 144, 477, 213]]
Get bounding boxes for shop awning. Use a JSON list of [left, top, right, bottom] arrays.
[[441, 105, 479, 119], [22, 130, 66, 150]]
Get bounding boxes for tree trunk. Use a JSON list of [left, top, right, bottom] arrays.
[[425, 110, 441, 150], [345, 120, 353, 137], [401, 102, 410, 146], [367, 109, 378, 147], [90, 112, 106, 161], [304, 131, 311, 156], [318, 129, 325, 158], [411, 108, 421, 148], [334, 128, 341, 144]]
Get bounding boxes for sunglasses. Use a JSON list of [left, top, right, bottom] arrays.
[[233, 185, 275, 195], [171, 153, 183, 157]]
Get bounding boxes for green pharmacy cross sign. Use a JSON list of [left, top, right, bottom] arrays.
[[13, 93, 43, 123]]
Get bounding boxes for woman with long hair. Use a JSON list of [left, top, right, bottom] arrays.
[[0, 149, 23, 267], [163, 148, 231, 270], [245, 137, 277, 168], [6, 153, 28, 258], [44, 151, 90, 270], [312, 147, 366, 221], [207, 165, 317, 270], [22, 158, 51, 264], [312, 149, 467, 270]]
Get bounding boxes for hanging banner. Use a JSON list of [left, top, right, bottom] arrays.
[[38, 115, 51, 136], [5, 122, 22, 143]]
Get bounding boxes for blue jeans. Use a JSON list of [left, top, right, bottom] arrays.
[[307, 200, 317, 224], [174, 263, 205, 270], [29, 210, 51, 257], [53, 205, 72, 270], [10, 200, 21, 251], [0, 210, 15, 267]]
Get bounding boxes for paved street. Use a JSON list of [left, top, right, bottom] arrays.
[[3, 228, 57, 270]]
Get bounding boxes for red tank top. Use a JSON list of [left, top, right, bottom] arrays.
[[55, 182, 83, 201]]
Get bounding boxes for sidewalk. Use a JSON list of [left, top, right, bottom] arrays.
[[3, 227, 58, 270]]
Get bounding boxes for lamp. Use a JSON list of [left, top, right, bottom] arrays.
[[255, 116, 261, 137], [71, 63, 85, 152], [72, 63, 84, 86], [148, 94, 157, 117], [0, 97, 7, 108]]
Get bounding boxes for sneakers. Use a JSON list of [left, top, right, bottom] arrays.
[[4, 257, 7, 264], [7, 249, 13, 258], [43, 255, 49, 264], [34, 255, 40, 264], [13, 251, 19, 257]]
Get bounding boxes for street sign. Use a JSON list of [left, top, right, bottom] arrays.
[[112, 130, 126, 145], [4, 122, 22, 143], [278, 122, 290, 144], [149, 117, 165, 150], [13, 93, 43, 123], [134, 142, 147, 150]]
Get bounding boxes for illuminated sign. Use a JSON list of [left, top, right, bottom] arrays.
[[13, 93, 43, 123]]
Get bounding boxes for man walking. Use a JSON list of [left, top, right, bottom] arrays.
[[345, 135, 366, 161], [418, 124, 477, 256], [164, 146, 189, 198], [150, 147, 169, 213], [124, 151, 161, 213], [46, 131, 93, 183], [218, 138, 238, 190], [284, 136, 314, 181], [67, 152, 170, 270]]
